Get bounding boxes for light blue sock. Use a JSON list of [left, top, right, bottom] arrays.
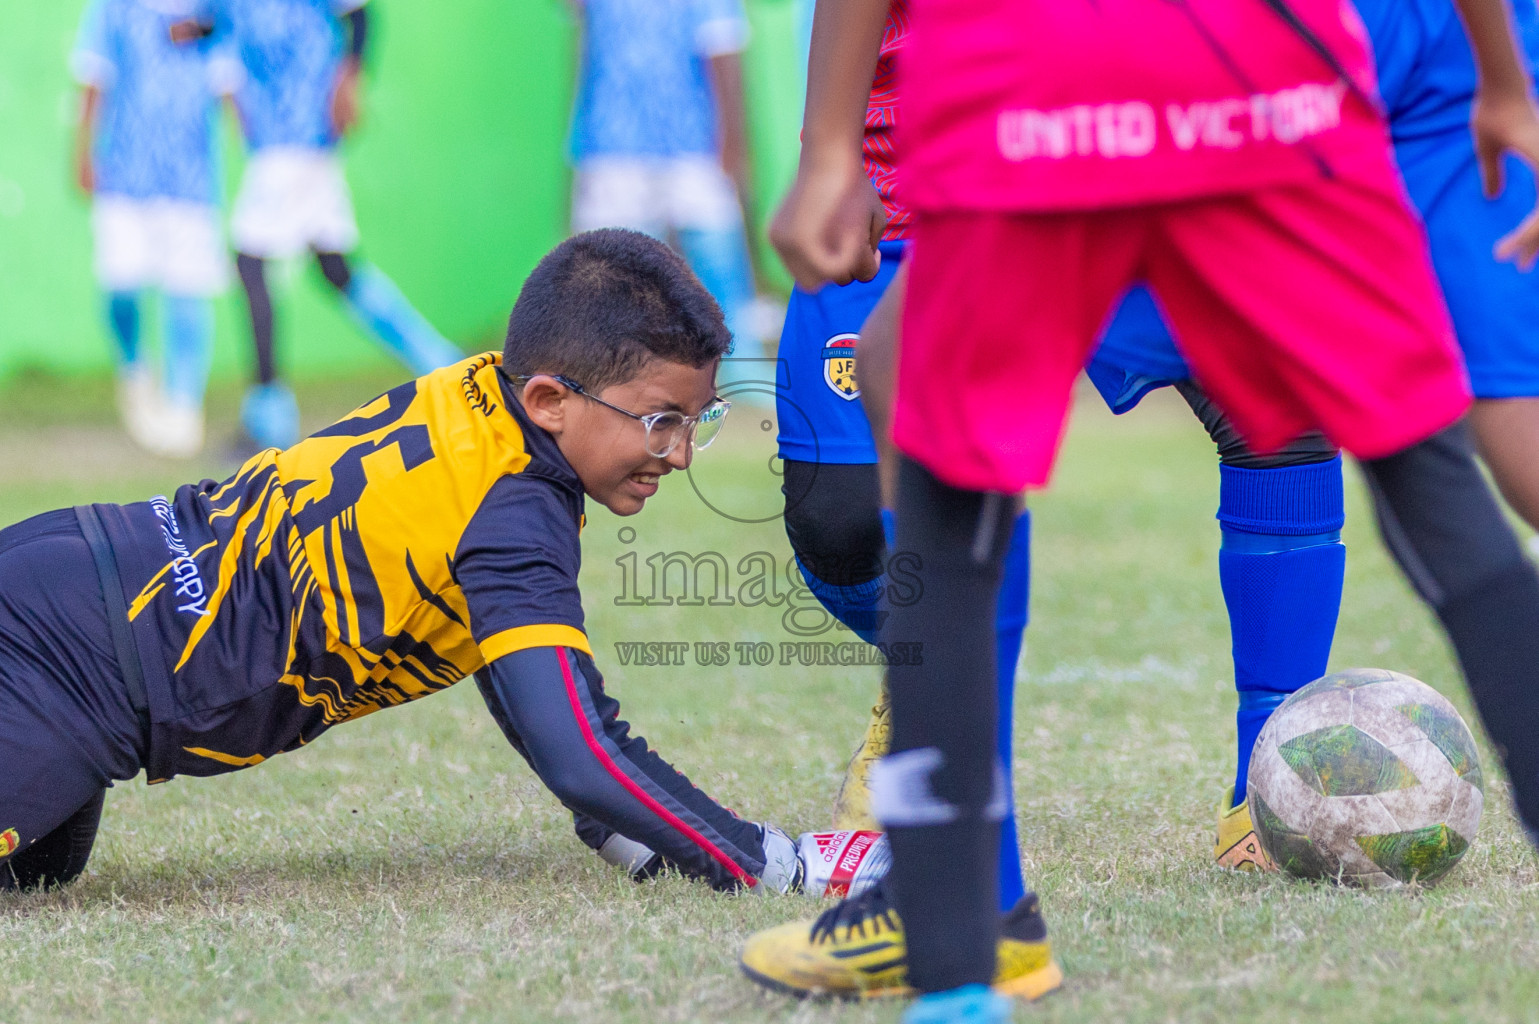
[[343, 264, 462, 376], [902, 985, 1013, 1024], [1219, 458, 1346, 803], [995, 510, 1030, 911], [106, 290, 141, 366], [241, 382, 301, 451], [161, 294, 214, 406], [678, 225, 760, 387]]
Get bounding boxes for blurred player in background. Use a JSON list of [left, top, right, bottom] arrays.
[[219, 0, 462, 452], [747, 0, 1539, 1021], [72, 0, 240, 459], [567, 0, 767, 394]]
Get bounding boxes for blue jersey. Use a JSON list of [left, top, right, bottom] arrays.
[[569, 0, 750, 161], [1089, 0, 1539, 409], [220, 0, 364, 151], [1360, 0, 1539, 141], [72, 0, 238, 204]]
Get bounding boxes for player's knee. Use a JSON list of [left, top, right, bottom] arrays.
[[782, 460, 885, 587], [1219, 431, 1339, 470]]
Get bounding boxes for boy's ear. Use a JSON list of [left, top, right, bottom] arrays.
[[519, 375, 570, 435]]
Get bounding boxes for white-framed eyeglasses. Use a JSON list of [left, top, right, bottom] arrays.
[[512, 373, 731, 458]]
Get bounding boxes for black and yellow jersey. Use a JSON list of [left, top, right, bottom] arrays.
[[94, 354, 589, 781]]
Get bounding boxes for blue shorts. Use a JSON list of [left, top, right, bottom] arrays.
[[776, 240, 907, 464], [1091, 0, 1539, 408]]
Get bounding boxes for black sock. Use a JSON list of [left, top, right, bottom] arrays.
[[1360, 427, 1539, 836], [877, 457, 1012, 993], [1435, 564, 1539, 832], [236, 253, 277, 385]]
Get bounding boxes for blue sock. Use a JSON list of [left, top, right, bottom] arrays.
[[901, 985, 1012, 1024], [1219, 458, 1345, 804], [995, 511, 1030, 911], [794, 555, 886, 644], [161, 294, 214, 406], [343, 264, 462, 376], [106, 290, 141, 366], [677, 225, 759, 386], [241, 381, 301, 451]]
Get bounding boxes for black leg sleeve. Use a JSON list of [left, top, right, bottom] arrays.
[[236, 253, 277, 385], [475, 648, 768, 891], [1174, 380, 1339, 468], [314, 251, 353, 294], [0, 790, 104, 891], [781, 459, 887, 587], [878, 457, 1011, 993], [1358, 426, 1539, 833]]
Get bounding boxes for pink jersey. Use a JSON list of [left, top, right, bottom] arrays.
[[865, 0, 911, 240], [898, 0, 1393, 211]]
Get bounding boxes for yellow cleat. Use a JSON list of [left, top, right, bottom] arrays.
[[831, 679, 891, 831], [1214, 786, 1276, 872], [739, 882, 1063, 1002]]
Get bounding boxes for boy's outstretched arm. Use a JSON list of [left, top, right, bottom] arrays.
[[1452, 0, 1539, 265], [768, 0, 889, 290], [474, 647, 801, 892]]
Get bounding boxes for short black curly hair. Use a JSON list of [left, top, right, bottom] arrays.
[[503, 229, 731, 392]]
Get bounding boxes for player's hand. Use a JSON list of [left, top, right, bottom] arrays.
[[331, 59, 362, 137], [168, 18, 207, 44], [769, 156, 887, 292], [756, 823, 804, 894], [1472, 88, 1539, 268]]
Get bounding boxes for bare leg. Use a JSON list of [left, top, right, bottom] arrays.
[[1469, 397, 1539, 530]]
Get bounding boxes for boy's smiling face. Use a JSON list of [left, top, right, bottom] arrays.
[[518, 358, 721, 516]]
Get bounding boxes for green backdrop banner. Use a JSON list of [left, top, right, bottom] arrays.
[[0, 1, 802, 383]]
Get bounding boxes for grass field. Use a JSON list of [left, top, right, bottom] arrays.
[[2, 370, 1538, 1024]]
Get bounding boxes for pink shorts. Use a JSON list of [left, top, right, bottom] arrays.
[[894, 175, 1471, 493]]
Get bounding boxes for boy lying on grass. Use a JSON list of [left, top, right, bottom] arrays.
[[0, 229, 801, 894]]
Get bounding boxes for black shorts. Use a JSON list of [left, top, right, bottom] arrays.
[[0, 510, 144, 865]]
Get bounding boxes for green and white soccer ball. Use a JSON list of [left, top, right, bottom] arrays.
[[1247, 668, 1483, 887]]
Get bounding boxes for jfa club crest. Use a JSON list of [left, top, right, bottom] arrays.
[[822, 334, 859, 400]]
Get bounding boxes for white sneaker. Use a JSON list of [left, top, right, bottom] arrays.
[[149, 400, 205, 459], [116, 366, 162, 453]]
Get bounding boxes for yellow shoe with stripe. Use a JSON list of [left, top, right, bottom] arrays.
[[1214, 787, 1276, 872], [739, 881, 1063, 1002], [831, 681, 891, 831]]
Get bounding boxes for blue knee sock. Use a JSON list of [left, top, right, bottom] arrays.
[[106, 290, 141, 366], [678, 225, 760, 389], [343, 264, 462, 376], [161, 294, 214, 406], [995, 511, 1030, 911], [794, 556, 887, 644], [1219, 458, 1345, 804], [792, 505, 896, 644]]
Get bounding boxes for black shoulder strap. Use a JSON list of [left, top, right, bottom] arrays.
[[74, 505, 151, 723]]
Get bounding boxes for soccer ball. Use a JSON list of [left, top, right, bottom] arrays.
[[1247, 667, 1483, 887]]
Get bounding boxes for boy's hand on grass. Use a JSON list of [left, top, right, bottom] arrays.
[[331, 59, 362, 137], [1474, 88, 1539, 268], [769, 158, 887, 292]]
